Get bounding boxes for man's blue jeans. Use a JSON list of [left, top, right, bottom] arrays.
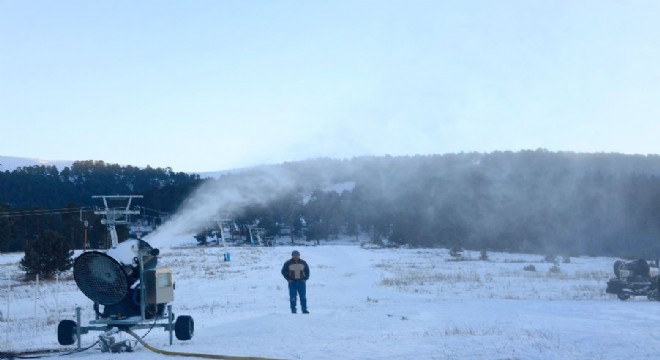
[[288, 280, 307, 312]]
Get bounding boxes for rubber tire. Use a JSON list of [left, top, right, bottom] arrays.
[[617, 293, 631, 301], [175, 315, 194, 341], [613, 260, 624, 278], [58, 319, 77, 345]]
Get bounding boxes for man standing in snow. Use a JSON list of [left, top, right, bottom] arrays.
[[281, 250, 310, 314]]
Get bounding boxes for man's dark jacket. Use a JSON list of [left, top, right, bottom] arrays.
[[281, 258, 310, 281]]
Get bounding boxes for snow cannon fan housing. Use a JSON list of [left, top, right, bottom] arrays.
[[73, 239, 173, 319]]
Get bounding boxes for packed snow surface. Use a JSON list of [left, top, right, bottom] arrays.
[[1, 236, 658, 360]]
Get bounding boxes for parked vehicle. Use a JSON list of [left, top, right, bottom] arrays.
[[606, 259, 660, 301]]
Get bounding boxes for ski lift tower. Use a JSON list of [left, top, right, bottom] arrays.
[[93, 195, 143, 248], [215, 212, 233, 261], [246, 221, 265, 247]]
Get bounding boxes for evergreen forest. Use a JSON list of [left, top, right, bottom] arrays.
[[0, 160, 202, 251], [3, 150, 660, 258]]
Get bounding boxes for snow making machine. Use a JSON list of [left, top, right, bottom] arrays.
[[57, 239, 194, 352], [606, 258, 660, 301]]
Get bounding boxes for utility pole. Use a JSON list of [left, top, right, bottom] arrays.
[[79, 208, 89, 250]]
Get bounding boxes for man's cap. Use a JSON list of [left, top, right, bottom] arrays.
[[292, 250, 300, 256]]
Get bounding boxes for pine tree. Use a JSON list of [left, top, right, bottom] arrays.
[[449, 245, 464, 259], [194, 231, 208, 245], [19, 230, 73, 279]]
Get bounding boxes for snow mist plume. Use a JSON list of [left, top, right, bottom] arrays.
[[145, 166, 308, 249]]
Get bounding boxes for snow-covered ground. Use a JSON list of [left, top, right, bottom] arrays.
[[1, 237, 658, 360]]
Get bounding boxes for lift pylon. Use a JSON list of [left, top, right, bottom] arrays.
[[92, 195, 143, 247], [215, 212, 233, 261]]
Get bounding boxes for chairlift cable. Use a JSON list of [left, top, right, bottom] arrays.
[[0, 207, 94, 218]]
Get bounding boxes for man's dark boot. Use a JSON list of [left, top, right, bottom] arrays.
[[302, 309, 309, 314], [292, 309, 297, 314]]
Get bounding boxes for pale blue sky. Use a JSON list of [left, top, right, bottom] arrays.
[[1, 1, 659, 172]]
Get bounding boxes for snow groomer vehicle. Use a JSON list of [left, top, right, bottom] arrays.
[[606, 258, 660, 301]]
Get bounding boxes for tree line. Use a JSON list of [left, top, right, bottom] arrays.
[[220, 151, 660, 258], [0, 160, 203, 251]]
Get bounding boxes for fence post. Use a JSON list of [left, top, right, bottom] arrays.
[[55, 273, 59, 319], [6, 274, 10, 321], [34, 274, 39, 317], [5, 274, 10, 345]]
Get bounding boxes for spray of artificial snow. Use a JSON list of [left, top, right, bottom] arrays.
[[144, 166, 307, 249]]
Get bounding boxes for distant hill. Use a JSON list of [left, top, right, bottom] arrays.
[[0, 155, 241, 178], [0, 155, 73, 171]]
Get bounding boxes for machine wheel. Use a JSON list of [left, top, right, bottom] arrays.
[[58, 319, 77, 345], [175, 315, 194, 341], [617, 293, 631, 301], [613, 260, 624, 278]]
